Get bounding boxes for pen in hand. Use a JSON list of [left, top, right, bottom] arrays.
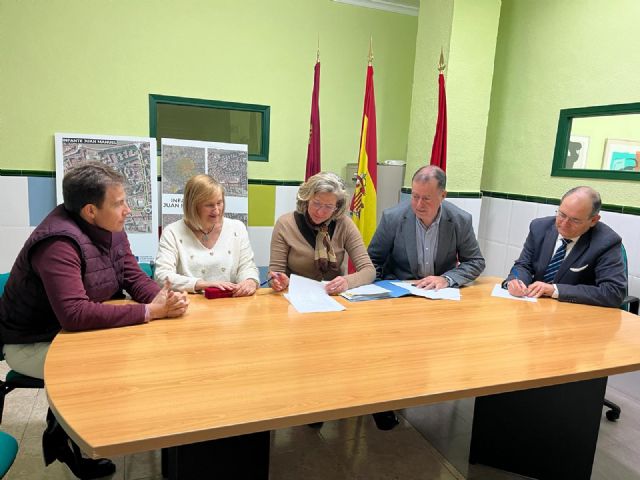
[[259, 277, 273, 287], [512, 270, 527, 293]]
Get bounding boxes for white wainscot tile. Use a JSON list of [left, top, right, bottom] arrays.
[[504, 245, 523, 278], [599, 212, 640, 278], [0, 226, 33, 273], [0, 177, 29, 226], [464, 199, 482, 239], [247, 226, 273, 268], [448, 198, 481, 239], [446, 198, 465, 210], [536, 203, 557, 218], [478, 197, 490, 239], [479, 197, 511, 243], [507, 200, 538, 248], [274, 186, 299, 220], [481, 239, 508, 278], [629, 275, 640, 301]]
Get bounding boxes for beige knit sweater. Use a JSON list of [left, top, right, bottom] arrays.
[[269, 212, 375, 289]]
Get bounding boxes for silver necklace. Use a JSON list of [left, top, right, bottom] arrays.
[[200, 225, 215, 241]]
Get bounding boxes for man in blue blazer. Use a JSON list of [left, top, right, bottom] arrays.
[[368, 165, 485, 289], [504, 186, 626, 307]]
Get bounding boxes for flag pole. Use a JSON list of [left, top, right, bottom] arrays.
[[438, 47, 446, 72], [305, 38, 321, 180], [430, 47, 448, 171]]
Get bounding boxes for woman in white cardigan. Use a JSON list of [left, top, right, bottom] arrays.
[[154, 174, 259, 296]]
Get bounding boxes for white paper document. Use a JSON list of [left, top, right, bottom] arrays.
[[491, 283, 538, 302], [285, 274, 346, 313], [390, 281, 461, 301]]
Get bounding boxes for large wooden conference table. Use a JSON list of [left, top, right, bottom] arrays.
[[45, 277, 640, 479]]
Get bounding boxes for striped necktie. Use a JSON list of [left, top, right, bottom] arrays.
[[543, 238, 572, 283]]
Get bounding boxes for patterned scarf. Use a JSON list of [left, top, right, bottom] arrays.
[[306, 214, 338, 274]]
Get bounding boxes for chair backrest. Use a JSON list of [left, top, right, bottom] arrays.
[[0, 273, 9, 297], [139, 262, 155, 279], [0, 273, 7, 359], [621, 244, 639, 314], [0, 431, 18, 478]]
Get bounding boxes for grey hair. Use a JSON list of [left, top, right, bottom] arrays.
[[296, 172, 348, 219], [411, 165, 447, 191], [562, 186, 601, 217]]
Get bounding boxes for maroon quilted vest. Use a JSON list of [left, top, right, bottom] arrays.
[[0, 205, 129, 344]]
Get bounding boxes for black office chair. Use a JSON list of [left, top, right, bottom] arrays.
[[603, 245, 639, 421], [0, 273, 45, 424]]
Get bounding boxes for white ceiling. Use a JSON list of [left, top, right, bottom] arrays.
[[333, 0, 420, 16]]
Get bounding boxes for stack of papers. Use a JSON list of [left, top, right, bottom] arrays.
[[340, 284, 392, 302], [284, 274, 346, 313], [390, 281, 461, 301]]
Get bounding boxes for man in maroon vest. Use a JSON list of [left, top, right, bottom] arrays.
[[0, 161, 189, 479]]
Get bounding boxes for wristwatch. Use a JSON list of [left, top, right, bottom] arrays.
[[443, 275, 454, 288]]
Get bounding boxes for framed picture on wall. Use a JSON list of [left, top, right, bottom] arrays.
[[602, 138, 640, 171], [566, 135, 589, 169]]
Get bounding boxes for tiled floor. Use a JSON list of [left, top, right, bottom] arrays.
[[2, 359, 640, 479]]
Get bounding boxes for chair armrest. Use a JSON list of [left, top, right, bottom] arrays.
[[622, 295, 639, 315]]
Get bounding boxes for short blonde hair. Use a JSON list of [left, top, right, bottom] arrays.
[[296, 172, 348, 220], [183, 174, 225, 231]]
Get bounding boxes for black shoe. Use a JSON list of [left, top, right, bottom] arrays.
[[307, 422, 324, 429], [372, 411, 399, 431], [43, 409, 116, 479]]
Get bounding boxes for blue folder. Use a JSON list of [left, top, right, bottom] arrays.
[[372, 280, 413, 299]]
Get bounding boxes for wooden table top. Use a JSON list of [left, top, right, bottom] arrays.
[[45, 277, 640, 458]]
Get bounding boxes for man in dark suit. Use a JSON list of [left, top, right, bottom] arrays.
[[366, 165, 485, 431], [504, 186, 626, 307], [368, 165, 485, 289]]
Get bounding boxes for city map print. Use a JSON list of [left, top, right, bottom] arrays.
[[60, 138, 154, 233], [161, 139, 248, 227]]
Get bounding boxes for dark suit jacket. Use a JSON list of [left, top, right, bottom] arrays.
[[367, 201, 485, 286], [504, 216, 626, 307]]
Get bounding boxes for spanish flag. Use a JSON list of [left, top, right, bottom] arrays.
[[349, 62, 377, 246]]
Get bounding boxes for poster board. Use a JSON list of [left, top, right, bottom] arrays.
[[161, 138, 248, 227], [54, 133, 158, 263]]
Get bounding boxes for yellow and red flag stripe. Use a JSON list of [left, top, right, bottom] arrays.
[[350, 63, 377, 246]]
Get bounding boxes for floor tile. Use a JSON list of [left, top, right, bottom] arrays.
[[269, 439, 349, 479], [327, 425, 459, 480]]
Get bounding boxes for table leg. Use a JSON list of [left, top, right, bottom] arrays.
[[469, 377, 607, 480], [166, 430, 270, 479]]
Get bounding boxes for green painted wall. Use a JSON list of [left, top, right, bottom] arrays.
[[406, 0, 500, 191], [406, 0, 454, 182], [0, 0, 417, 182], [446, 0, 501, 192], [482, 0, 640, 206]]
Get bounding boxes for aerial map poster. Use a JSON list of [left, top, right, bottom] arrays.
[[161, 138, 248, 228], [54, 133, 159, 263]]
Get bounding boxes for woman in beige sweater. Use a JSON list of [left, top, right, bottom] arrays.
[[269, 171, 375, 295], [269, 172, 398, 431]]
